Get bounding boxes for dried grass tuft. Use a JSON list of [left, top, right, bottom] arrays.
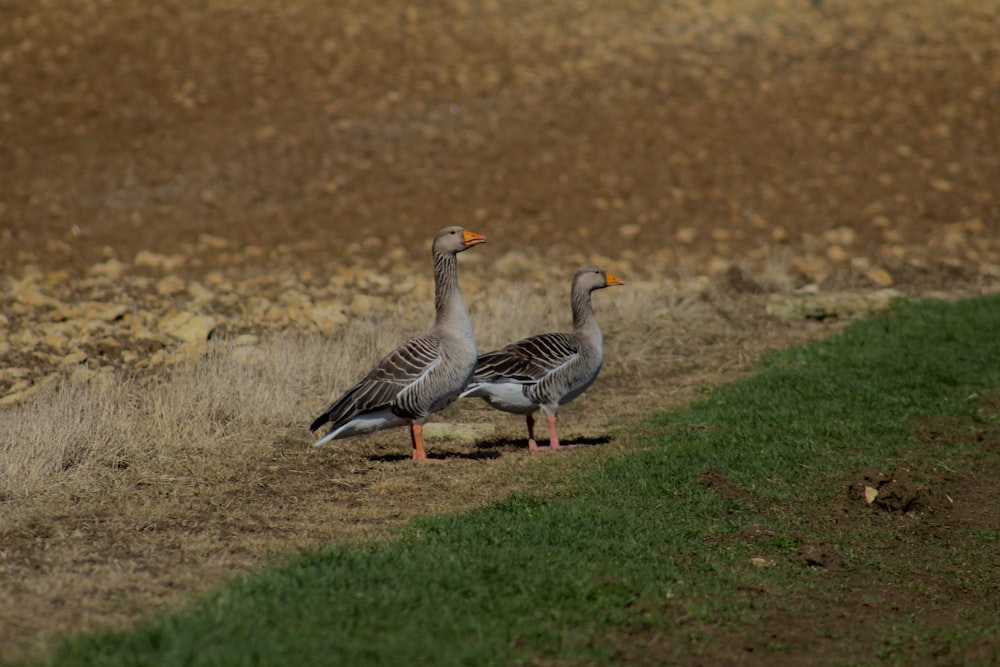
[[0, 270, 758, 504]]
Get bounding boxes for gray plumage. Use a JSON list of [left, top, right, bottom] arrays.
[[462, 265, 624, 450], [311, 226, 486, 460]]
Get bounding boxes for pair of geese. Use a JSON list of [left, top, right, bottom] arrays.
[[310, 226, 624, 461]]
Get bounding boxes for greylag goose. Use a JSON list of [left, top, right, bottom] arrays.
[[310, 226, 486, 461], [462, 265, 624, 450]]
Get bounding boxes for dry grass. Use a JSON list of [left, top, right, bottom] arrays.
[[0, 266, 813, 504], [0, 265, 834, 660]]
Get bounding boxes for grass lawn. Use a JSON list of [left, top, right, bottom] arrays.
[[17, 295, 1000, 666]]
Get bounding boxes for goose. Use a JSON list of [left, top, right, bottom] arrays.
[[310, 226, 486, 461], [462, 265, 624, 450]]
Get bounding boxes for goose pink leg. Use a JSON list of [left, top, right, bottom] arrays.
[[530, 414, 578, 451], [410, 423, 446, 462], [410, 423, 428, 461], [546, 413, 562, 448], [526, 414, 540, 451]]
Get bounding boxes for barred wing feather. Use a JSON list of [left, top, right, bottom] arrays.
[[472, 333, 580, 384], [311, 333, 443, 430]]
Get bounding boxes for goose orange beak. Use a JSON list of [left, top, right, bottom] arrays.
[[463, 230, 487, 247], [606, 272, 625, 286]]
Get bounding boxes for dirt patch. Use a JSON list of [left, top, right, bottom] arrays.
[[2, 0, 1000, 661], [662, 409, 1000, 665], [698, 468, 758, 506], [849, 466, 929, 513]]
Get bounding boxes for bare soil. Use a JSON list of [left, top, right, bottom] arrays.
[[2, 0, 1000, 662]]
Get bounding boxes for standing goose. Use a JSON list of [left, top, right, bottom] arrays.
[[310, 226, 486, 461], [462, 265, 624, 450]]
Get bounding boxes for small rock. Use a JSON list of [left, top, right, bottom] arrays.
[[156, 275, 187, 296], [11, 278, 61, 308], [284, 307, 313, 328], [707, 256, 730, 275], [305, 304, 348, 329], [826, 245, 848, 262], [52, 302, 129, 322], [619, 224, 641, 239], [864, 486, 879, 504], [135, 250, 187, 271], [0, 374, 60, 407], [158, 311, 217, 343], [349, 294, 387, 315], [823, 226, 857, 246], [675, 227, 697, 244], [865, 267, 894, 287], [180, 338, 209, 359], [61, 350, 88, 366], [42, 332, 70, 349], [198, 233, 229, 249], [89, 259, 127, 278], [186, 281, 216, 303]]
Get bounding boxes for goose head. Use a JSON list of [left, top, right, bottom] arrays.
[[434, 226, 487, 255], [574, 265, 626, 292]]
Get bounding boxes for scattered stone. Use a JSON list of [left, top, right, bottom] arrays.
[[349, 294, 388, 315], [823, 226, 857, 246], [10, 278, 62, 308], [707, 256, 730, 275], [0, 374, 60, 407], [864, 486, 879, 504], [619, 224, 641, 239], [186, 281, 216, 303], [229, 335, 263, 364], [135, 250, 186, 271], [305, 304, 348, 329], [675, 227, 697, 244], [89, 259, 127, 278], [42, 332, 70, 349], [826, 245, 848, 262], [865, 266, 894, 287], [156, 275, 187, 296], [198, 233, 229, 249], [283, 306, 314, 328], [157, 311, 217, 343], [52, 302, 128, 322]]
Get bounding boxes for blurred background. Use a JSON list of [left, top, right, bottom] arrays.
[[2, 0, 998, 289]]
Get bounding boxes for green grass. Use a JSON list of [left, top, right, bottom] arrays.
[[22, 296, 1000, 666]]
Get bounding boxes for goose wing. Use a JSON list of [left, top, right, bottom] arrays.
[[311, 333, 443, 431], [471, 332, 580, 384]]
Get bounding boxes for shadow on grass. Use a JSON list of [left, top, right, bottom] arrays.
[[472, 435, 613, 451], [367, 449, 504, 463]]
